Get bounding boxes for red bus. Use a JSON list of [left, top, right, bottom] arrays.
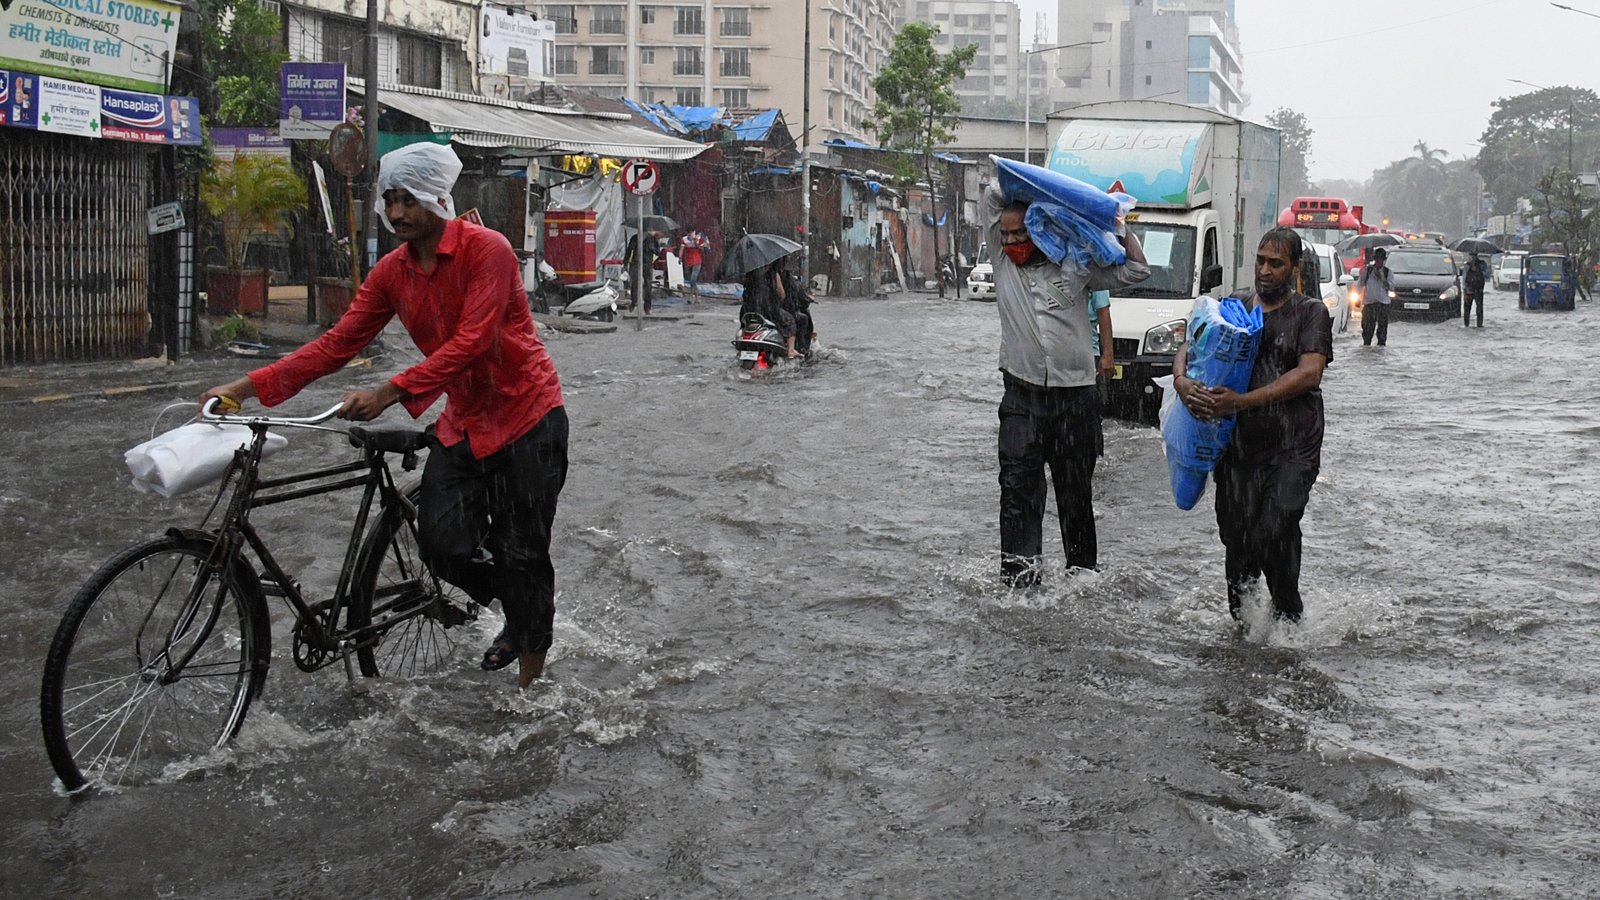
[[1277, 196, 1371, 246]]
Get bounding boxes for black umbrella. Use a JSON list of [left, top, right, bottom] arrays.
[[1337, 232, 1404, 252], [1451, 237, 1499, 256], [624, 215, 679, 235], [720, 233, 803, 278]]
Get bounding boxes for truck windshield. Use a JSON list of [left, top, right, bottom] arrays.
[[1112, 223, 1197, 298]]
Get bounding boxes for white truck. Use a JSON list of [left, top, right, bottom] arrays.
[[1043, 100, 1282, 423]]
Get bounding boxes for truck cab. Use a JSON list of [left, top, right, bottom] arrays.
[[1046, 101, 1279, 423]]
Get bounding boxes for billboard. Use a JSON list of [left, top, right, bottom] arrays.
[[1, 67, 199, 144], [479, 3, 552, 79], [0, 0, 181, 93], [279, 61, 345, 139]]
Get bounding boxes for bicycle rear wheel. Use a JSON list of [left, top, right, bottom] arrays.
[[40, 535, 270, 792], [349, 491, 473, 678]]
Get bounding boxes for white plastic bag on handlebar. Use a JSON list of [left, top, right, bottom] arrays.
[[124, 423, 287, 498]]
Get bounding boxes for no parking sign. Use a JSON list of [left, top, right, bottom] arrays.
[[622, 159, 659, 196]]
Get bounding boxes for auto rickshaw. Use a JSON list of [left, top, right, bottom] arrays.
[[1519, 253, 1577, 311]]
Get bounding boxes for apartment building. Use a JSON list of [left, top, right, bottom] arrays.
[[894, 1, 1023, 114], [542, 1, 897, 149], [1054, 0, 1243, 116]]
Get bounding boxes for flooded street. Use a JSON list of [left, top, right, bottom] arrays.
[[2, 287, 1596, 898]]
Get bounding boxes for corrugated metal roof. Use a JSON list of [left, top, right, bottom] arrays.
[[351, 82, 708, 160]]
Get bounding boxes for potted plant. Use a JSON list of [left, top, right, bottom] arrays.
[[200, 150, 305, 315]]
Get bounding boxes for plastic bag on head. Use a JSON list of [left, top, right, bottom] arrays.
[[373, 143, 462, 231]]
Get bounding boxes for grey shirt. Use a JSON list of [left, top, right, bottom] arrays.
[[983, 185, 1151, 388]]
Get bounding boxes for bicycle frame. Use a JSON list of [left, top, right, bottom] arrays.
[[182, 402, 422, 673]]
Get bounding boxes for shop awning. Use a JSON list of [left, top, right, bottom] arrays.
[[349, 80, 708, 161]]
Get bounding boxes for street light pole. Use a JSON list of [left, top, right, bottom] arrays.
[[1022, 40, 1104, 165]]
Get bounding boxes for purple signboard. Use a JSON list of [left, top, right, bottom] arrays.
[[4, 70, 39, 129], [279, 61, 345, 139]]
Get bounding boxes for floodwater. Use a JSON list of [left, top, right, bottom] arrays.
[[1, 286, 1596, 898]]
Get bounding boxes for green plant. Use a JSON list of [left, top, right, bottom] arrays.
[[212, 313, 260, 344], [200, 151, 306, 270]]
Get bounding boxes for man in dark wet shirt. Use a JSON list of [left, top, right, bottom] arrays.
[[1173, 226, 1333, 623]]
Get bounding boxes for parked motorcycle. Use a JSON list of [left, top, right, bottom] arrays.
[[732, 313, 791, 370], [561, 279, 622, 322]]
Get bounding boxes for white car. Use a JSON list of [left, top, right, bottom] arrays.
[[1313, 242, 1352, 332], [965, 243, 995, 300], [1494, 251, 1526, 290]]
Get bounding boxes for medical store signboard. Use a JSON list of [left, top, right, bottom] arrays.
[[479, 3, 553, 79], [1, 67, 198, 144], [0, 0, 181, 94], [279, 61, 344, 139]]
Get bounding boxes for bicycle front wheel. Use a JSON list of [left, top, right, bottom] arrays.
[[350, 495, 473, 678], [40, 535, 270, 792]]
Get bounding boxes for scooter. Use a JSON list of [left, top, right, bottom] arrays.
[[732, 313, 791, 370], [561, 279, 622, 322]]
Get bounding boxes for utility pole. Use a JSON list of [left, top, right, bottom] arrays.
[[800, 0, 811, 290], [364, 0, 380, 273]]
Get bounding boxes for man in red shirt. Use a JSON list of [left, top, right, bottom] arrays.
[[201, 143, 567, 689]]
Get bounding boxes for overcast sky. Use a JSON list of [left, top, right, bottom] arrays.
[[1011, 0, 1594, 184]]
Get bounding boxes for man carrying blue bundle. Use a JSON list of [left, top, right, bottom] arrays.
[[1173, 227, 1332, 624], [984, 179, 1149, 588]]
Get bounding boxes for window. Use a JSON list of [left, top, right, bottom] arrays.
[[592, 46, 624, 75], [548, 4, 576, 35], [722, 87, 748, 107], [553, 45, 576, 76], [674, 46, 702, 76], [1188, 35, 1211, 69], [721, 7, 750, 36], [640, 47, 655, 65], [1145, 39, 1152, 49], [1187, 71, 1210, 104], [676, 87, 701, 105], [675, 6, 703, 35], [721, 48, 749, 77], [953, 14, 968, 27], [397, 32, 441, 88], [591, 5, 623, 34], [321, 17, 365, 78], [641, 7, 655, 24], [1145, 75, 1152, 86]]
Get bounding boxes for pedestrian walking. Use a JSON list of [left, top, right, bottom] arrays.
[[199, 143, 569, 689], [1173, 227, 1333, 624], [680, 228, 709, 294], [983, 184, 1150, 587], [1359, 247, 1393, 346], [1463, 251, 1489, 327]]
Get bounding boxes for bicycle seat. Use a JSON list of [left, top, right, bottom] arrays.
[[347, 421, 428, 454]]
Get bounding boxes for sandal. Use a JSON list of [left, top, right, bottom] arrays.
[[480, 637, 519, 671]]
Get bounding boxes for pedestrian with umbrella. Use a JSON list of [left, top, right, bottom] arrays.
[[1461, 250, 1492, 328]]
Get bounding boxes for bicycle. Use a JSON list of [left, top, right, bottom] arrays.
[[40, 400, 477, 793]]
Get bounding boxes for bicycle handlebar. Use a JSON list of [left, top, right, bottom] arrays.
[[200, 398, 346, 426]]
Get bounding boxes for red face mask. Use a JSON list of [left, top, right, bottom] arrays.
[[1002, 240, 1036, 265]]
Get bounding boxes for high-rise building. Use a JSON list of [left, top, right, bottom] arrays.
[[1053, 0, 1242, 116], [894, 1, 1024, 115], [541, 1, 896, 149]]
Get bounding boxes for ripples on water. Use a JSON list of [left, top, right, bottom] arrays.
[[2, 290, 1597, 897]]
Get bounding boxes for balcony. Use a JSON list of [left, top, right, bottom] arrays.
[[673, 61, 704, 76]]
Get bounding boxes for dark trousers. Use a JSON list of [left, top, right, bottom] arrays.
[[998, 377, 1100, 583], [1213, 458, 1317, 621], [1464, 287, 1483, 327], [418, 407, 569, 654], [1361, 302, 1389, 345]]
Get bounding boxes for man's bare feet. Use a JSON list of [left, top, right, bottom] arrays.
[[517, 651, 546, 689]]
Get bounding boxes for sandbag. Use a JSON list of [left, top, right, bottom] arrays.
[[125, 423, 287, 498], [1160, 296, 1263, 510], [992, 156, 1135, 268]]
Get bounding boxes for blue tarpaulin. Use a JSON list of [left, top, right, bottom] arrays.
[[993, 156, 1134, 267]]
